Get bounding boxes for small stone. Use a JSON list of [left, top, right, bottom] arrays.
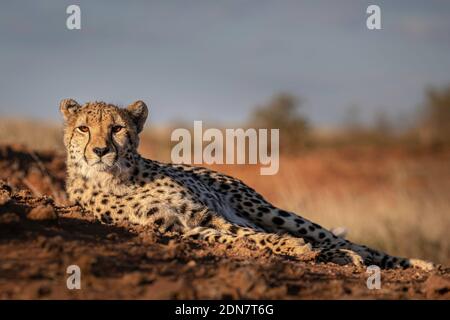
[[0, 192, 11, 206], [186, 260, 197, 268], [0, 212, 20, 224], [0, 182, 12, 194], [121, 272, 149, 286], [424, 275, 450, 299], [37, 285, 52, 297], [17, 189, 32, 199], [27, 205, 58, 221], [106, 233, 118, 241]]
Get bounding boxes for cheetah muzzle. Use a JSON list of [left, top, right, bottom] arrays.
[[60, 99, 434, 271]]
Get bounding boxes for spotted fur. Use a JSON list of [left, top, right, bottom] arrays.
[[60, 99, 434, 270]]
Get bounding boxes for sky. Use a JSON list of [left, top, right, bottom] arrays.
[[0, 0, 449, 126]]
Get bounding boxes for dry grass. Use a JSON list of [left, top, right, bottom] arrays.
[[0, 118, 63, 151]]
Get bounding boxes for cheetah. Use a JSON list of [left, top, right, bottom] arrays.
[[60, 98, 434, 270]]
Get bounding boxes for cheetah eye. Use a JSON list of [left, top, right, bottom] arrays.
[[112, 125, 124, 133], [77, 126, 89, 133]]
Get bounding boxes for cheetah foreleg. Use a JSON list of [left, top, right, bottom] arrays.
[[183, 226, 312, 258]]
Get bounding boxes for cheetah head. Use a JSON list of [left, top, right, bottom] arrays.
[[60, 99, 148, 176]]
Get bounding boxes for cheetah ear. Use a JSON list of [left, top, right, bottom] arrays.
[[60, 99, 81, 121], [126, 100, 148, 133]]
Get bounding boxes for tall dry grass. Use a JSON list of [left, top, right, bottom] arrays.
[[0, 118, 64, 151]]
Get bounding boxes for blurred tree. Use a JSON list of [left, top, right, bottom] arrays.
[[249, 93, 309, 154], [340, 105, 398, 146], [418, 86, 450, 146], [373, 110, 394, 137], [342, 104, 363, 133]]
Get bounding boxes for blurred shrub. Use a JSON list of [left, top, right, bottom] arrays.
[[417, 85, 450, 146], [248, 93, 310, 154], [334, 106, 398, 147]]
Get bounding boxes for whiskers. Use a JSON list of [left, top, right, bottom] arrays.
[[113, 160, 126, 177]]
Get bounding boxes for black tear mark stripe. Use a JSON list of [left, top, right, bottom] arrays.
[[110, 129, 119, 160], [83, 127, 91, 163]]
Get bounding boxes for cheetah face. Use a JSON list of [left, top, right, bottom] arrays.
[[60, 99, 148, 175]]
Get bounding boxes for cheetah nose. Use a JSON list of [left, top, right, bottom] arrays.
[[93, 147, 110, 157]]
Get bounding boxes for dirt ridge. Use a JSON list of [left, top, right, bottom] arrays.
[[0, 144, 448, 299]]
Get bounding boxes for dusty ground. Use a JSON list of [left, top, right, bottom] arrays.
[[0, 144, 449, 299]]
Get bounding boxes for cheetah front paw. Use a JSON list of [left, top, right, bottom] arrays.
[[274, 237, 313, 257], [317, 248, 365, 269]]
